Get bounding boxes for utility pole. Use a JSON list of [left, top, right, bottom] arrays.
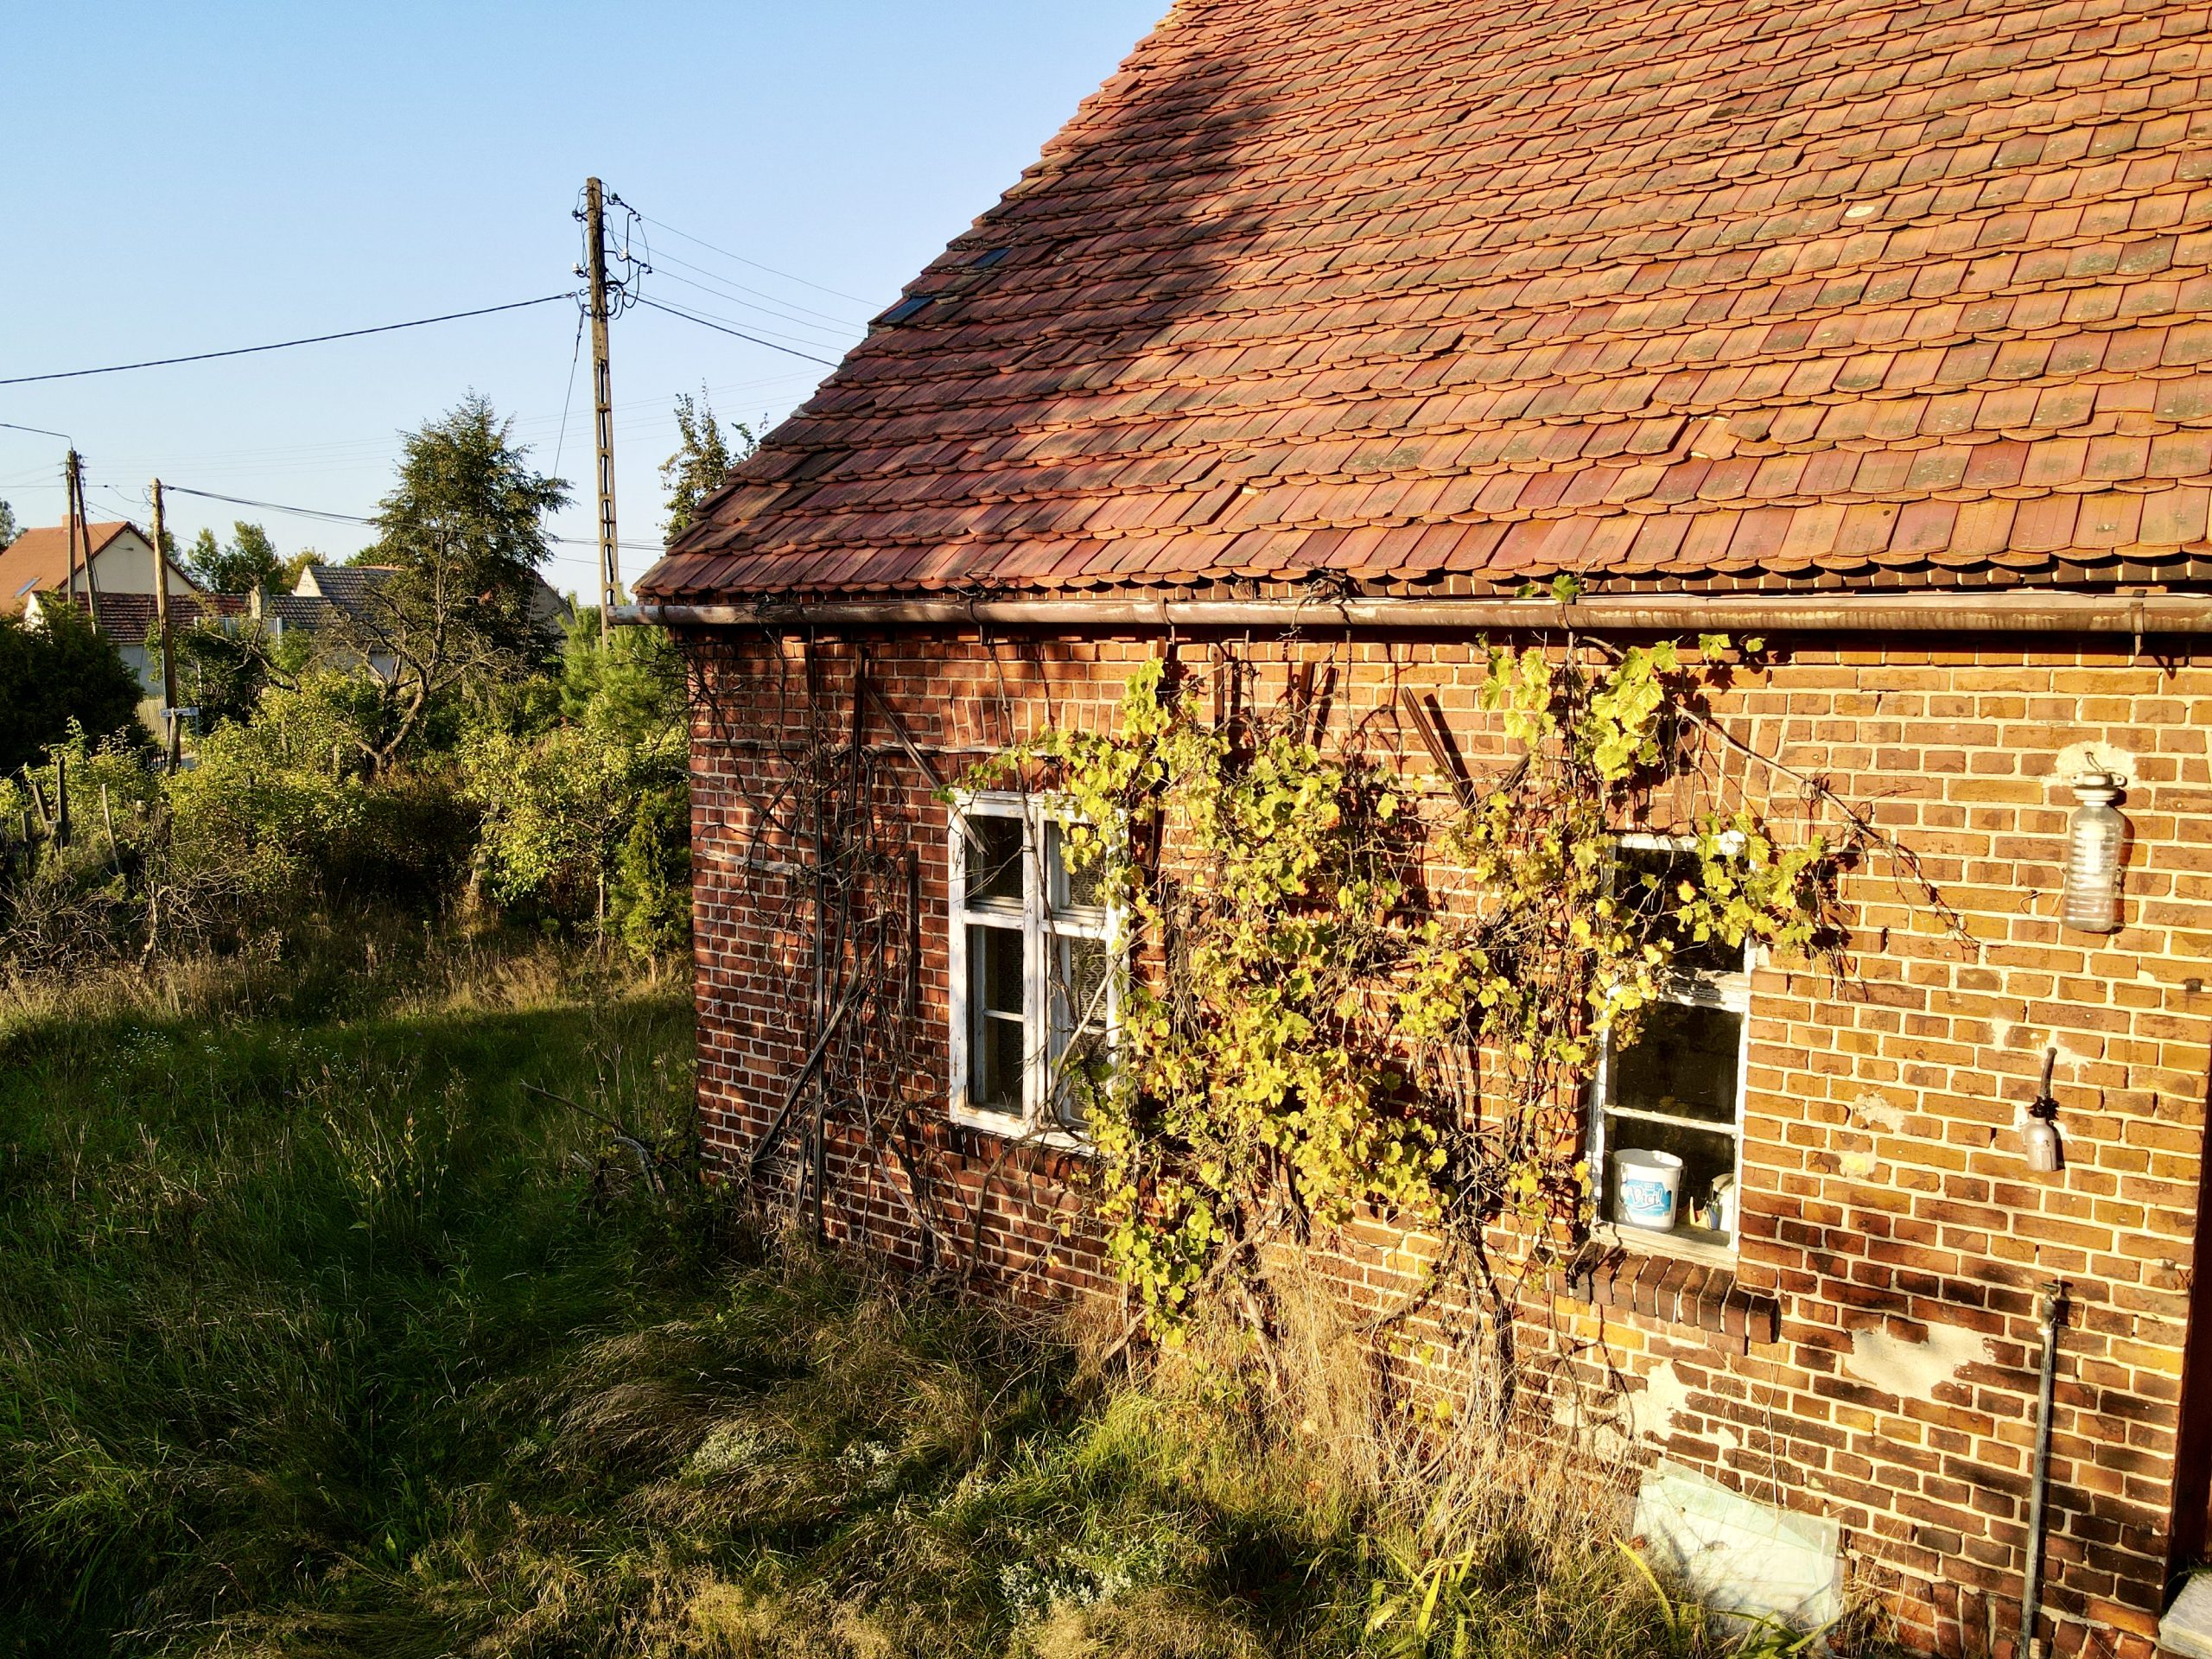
[[62, 453, 82, 610], [149, 479, 181, 772], [583, 177, 620, 641], [65, 448, 102, 632]]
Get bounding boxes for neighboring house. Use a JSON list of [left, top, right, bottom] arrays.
[[0, 520, 200, 618], [5, 520, 221, 713], [635, 3, 2212, 1656]]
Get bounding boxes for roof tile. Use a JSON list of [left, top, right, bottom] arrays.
[[640, 0, 2212, 601]]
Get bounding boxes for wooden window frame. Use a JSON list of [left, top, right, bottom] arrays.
[[1586, 832, 1755, 1265], [947, 790, 1121, 1142]]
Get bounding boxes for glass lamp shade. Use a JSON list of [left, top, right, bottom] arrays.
[[2061, 772, 2127, 934]]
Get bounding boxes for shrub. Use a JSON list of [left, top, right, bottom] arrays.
[[0, 603, 147, 773], [613, 779, 691, 957], [464, 620, 689, 954]]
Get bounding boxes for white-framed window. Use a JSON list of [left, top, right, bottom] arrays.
[[948, 791, 1120, 1137], [1588, 835, 1753, 1255]]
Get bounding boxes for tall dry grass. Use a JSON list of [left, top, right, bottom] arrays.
[[0, 933, 1885, 1658]]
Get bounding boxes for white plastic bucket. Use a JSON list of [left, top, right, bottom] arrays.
[[1613, 1149, 1684, 1231]]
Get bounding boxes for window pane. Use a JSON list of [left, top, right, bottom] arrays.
[[970, 924, 1023, 1015], [963, 813, 1024, 907], [1607, 1000, 1741, 1126], [1601, 1115, 1736, 1239], [1052, 935, 1110, 1035], [977, 1015, 1025, 1115], [1046, 819, 1106, 913], [1050, 936, 1111, 1129], [968, 924, 1025, 1115], [1616, 845, 1744, 977]]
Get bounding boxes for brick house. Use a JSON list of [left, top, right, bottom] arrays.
[[632, 0, 2212, 1651]]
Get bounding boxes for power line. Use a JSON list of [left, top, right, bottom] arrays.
[[636, 296, 844, 367], [550, 308, 588, 482], [0, 294, 577, 387], [29, 370, 812, 476], [652, 267, 861, 345], [645, 246, 867, 328], [621, 207, 871, 305], [159, 482, 668, 554]]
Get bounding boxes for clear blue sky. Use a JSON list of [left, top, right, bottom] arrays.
[[0, 2, 1164, 600]]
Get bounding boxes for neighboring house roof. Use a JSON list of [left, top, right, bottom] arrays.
[[266, 592, 345, 633], [289, 561, 574, 634], [35, 589, 246, 640], [293, 562, 398, 614], [643, 0, 2212, 602], [0, 523, 172, 609]]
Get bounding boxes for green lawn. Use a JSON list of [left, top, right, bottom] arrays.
[[0, 938, 1807, 1658]]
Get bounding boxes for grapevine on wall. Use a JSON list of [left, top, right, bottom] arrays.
[[978, 635, 1874, 1339]]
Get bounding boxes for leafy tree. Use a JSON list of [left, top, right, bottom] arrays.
[[660, 387, 756, 537], [185, 521, 283, 594], [463, 619, 686, 955], [0, 602, 146, 772], [0, 499, 16, 550], [165, 616, 308, 733], [342, 394, 569, 770], [277, 547, 321, 592]]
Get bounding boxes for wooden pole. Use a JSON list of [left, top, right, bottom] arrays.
[[53, 753, 70, 849], [584, 177, 620, 641], [67, 451, 102, 632], [62, 452, 82, 610], [149, 480, 181, 771]]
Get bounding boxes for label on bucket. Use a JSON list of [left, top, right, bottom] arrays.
[[1620, 1178, 1675, 1226]]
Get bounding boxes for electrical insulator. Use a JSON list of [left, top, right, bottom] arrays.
[[2023, 1116, 2063, 1174], [2024, 1046, 2065, 1176], [2061, 771, 2127, 934]]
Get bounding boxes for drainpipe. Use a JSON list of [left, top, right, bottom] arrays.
[[2022, 1281, 2067, 1659]]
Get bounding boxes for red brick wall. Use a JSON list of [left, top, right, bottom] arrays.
[[679, 626, 2212, 1657]]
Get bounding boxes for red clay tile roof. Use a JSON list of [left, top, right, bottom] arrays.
[[2, 524, 143, 608], [40, 589, 247, 643], [641, 0, 2212, 601]]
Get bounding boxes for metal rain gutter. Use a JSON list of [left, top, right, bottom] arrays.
[[613, 590, 2212, 635]]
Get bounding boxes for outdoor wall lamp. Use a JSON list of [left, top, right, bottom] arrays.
[[2060, 770, 2127, 934], [2023, 1047, 2064, 1176]]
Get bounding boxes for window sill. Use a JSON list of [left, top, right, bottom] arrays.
[[1556, 1239, 1779, 1353], [948, 1105, 1095, 1157], [1593, 1219, 1735, 1268]]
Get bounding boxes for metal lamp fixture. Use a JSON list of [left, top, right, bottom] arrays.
[[2060, 770, 2127, 934]]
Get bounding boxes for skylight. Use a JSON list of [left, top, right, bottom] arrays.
[[877, 296, 934, 326]]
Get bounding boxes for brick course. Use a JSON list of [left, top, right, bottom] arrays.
[[679, 626, 2212, 1657]]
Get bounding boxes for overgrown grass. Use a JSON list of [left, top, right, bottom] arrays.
[[0, 934, 1859, 1656]]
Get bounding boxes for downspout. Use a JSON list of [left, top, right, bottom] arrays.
[[2022, 1281, 2067, 1659]]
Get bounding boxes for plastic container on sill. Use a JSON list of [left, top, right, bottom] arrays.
[[1613, 1148, 1684, 1232]]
